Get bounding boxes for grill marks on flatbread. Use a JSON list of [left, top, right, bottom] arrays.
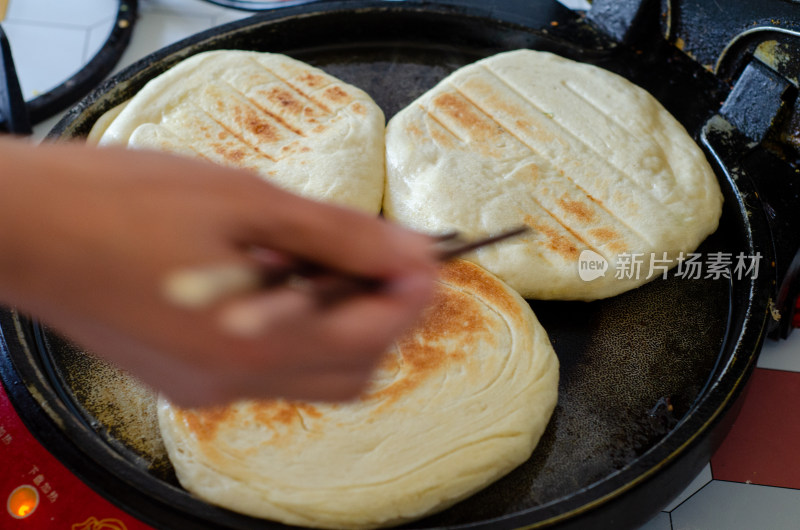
[[384, 50, 723, 300], [136, 60, 356, 166], [158, 260, 559, 529], [93, 50, 385, 213], [420, 68, 657, 263]]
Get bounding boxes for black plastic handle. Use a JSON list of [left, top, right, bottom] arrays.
[[701, 110, 800, 340], [0, 0, 137, 132], [0, 25, 31, 135]]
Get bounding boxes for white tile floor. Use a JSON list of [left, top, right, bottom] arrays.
[[758, 329, 800, 372], [4, 1, 798, 529], [4, 0, 251, 138], [671, 481, 800, 530], [3, 0, 118, 100], [662, 464, 713, 513]]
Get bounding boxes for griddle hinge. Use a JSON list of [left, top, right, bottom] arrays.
[[713, 52, 800, 340], [586, 0, 662, 46]]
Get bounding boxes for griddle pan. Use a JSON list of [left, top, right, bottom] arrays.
[[0, 1, 784, 529]]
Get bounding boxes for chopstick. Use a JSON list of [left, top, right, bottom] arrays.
[[163, 225, 529, 309], [435, 225, 528, 261]]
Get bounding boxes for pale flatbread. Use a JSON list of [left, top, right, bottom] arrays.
[[91, 50, 386, 213], [158, 259, 559, 529], [384, 49, 723, 300]]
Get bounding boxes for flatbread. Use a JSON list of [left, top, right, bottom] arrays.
[[90, 50, 386, 213], [384, 49, 723, 300], [158, 259, 559, 529]]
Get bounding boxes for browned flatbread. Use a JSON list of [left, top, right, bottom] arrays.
[[158, 259, 559, 529], [90, 50, 386, 213], [384, 49, 723, 300]]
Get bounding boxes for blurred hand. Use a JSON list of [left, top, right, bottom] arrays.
[[0, 138, 437, 407]]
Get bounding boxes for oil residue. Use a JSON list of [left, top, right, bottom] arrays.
[[41, 330, 173, 482]]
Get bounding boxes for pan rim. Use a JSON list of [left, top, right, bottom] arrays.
[[20, 1, 777, 528]]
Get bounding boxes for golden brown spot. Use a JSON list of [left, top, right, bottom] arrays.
[[430, 125, 455, 149], [235, 105, 280, 143], [253, 402, 297, 427], [367, 266, 501, 405], [182, 401, 322, 443], [298, 72, 325, 88], [588, 227, 618, 242], [406, 123, 423, 138], [248, 119, 278, 141], [609, 241, 628, 254], [254, 401, 321, 428], [351, 102, 366, 115], [462, 76, 559, 144], [440, 260, 520, 317], [263, 87, 304, 115], [297, 403, 322, 419], [588, 227, 627, 254], [181, 406, 234, 442], [558, 197, 595, 223], [432, 93, 498, 141], [410, 289, 488, 345], [215, 145, 246, 163], [323, 85, 351, 104], [525, 215, 580, 259], [278, 142, 311, 155], [268, 76, 331, 114]]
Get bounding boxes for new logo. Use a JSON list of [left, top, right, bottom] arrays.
[[578, 250, 608, 281]]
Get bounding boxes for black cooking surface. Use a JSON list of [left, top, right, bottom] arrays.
[[0, 2, 779, 529]]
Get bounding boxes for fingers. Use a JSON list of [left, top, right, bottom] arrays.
[[3, 142, 440, 407], [217, 285, 314, 338], [234, 185, 438, 281], [163, 369, 377, 408], [217, 269, 433, 360], [46, 298, 383, 408], [217, 369, 376, 406], [308, 272, 435, 357], [202, 268, 434, 401]]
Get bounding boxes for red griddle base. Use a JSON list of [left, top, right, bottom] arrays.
[[0, 379, 152, 529]]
